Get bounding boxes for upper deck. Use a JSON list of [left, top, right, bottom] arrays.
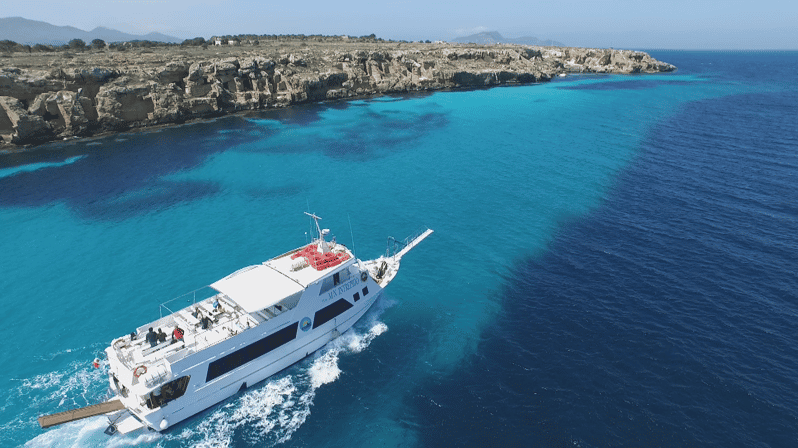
[[107, 240, 355, 390]]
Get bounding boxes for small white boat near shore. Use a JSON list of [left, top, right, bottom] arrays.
[[38, 213, 432, 435]]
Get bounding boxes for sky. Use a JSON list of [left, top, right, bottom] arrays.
[[2, 0, 797, 49]]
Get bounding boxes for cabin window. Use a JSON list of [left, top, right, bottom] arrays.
[[319, 276, 335, 294], [362, 287, 369, 297], [206, 322, 299, 382], [313, 299, 353, 329], [320, 268, 352, 295], [146, 375, 191, 409], [353, 292, 360, 302]]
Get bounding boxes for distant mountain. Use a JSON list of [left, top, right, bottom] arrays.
[[0, 17, 183, 45], [452, 31, 563, 47]]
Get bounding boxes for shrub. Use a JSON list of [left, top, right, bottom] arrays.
[[181, 37, 206, 46], [33, 43, 55, 52], [68, 38, 86, 50]]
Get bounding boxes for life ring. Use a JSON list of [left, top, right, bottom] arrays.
[[360, 271, 368, 282], [133, 365, 147, 377]]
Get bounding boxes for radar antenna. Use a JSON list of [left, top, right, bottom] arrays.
[[304, 212, 330, 253]]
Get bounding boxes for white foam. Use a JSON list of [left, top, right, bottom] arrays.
[[173, 319, 389, 447], [21, 317, 388, 447], [308, 349, 342, 388]]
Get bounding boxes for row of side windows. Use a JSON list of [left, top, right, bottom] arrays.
[[312, 286, 370, 328], [205, 284, 372, 382], [206, 322, 299, 382], [313, 299, 353, 329], [354, 287, 369, 302]]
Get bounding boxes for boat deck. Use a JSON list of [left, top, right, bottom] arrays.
[[111, 294, 261, 372], [109, 241, 355, 381]]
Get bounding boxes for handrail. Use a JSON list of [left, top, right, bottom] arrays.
[[386, 226, 432, 258], [158, 286, 217, 319]]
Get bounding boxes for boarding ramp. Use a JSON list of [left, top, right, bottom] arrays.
[[38, 399, 125, 428]]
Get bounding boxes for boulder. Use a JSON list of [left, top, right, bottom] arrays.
[[156, 62, 190, 84], [0, 96, 53, 143], [47, 90, 97, 135], [95, 82, 154, 127], [149, 84, 186, 121]]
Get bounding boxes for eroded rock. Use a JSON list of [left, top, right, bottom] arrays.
[[0, 43, 675, 147]]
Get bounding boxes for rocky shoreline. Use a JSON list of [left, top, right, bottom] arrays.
[[0, 40, 675, 149]]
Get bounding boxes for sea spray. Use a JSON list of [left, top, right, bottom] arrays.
[[164, 319, 389, 447], [8, 358, 108, 438]]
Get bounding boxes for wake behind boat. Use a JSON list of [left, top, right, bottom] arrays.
[[38, 213, 432, 434]]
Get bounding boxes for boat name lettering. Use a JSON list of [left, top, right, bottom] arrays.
[[327, 277, 360, 301]]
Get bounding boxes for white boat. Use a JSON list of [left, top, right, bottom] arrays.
[[37, 213, 432, 435]]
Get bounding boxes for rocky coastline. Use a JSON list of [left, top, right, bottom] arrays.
[[0, 39, 675, 149]]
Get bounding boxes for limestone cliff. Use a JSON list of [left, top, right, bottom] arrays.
[[0, 42, 674, 147]]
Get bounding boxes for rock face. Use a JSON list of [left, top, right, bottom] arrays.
[[0, 43, 675, 147]]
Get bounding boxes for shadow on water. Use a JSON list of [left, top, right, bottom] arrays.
[[556, 79, 700, 91], [243, 184, 306, 200], [254, 102, 332, 126], [407, 90, 798, 447], [246, 102, 448, 161], [321, 111, 448, 160], [0, 116, 264, 220]]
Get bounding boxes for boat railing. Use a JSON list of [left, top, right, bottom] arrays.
[[116, 305, 254, 370], [113, 288, 256, 369], [158, 287, 217, 319], [166, 309, 253, 360], [386, 226, 431, 258]]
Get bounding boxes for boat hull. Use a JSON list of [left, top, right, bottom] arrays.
[[110, 288, 381, 432]]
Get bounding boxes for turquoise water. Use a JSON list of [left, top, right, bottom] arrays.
[[1, 51, 796, 447]]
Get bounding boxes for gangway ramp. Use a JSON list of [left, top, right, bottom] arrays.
[[38, 399, 125, 428]]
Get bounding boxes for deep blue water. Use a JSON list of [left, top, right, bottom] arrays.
[[1, 51, 796, 447]]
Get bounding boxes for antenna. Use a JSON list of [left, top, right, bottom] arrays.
[[348, 213, 356, 257], [305, 199, 312, 239], [304, 212, 329, 252], [304, 211, 323, 236]]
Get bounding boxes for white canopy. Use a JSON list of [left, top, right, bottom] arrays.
[[210, 264, 303, 313]]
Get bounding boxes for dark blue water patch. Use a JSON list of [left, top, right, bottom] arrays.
[[557, 79, 702, 91], [250, 105, 449, 160], [0, 116, 260, 220], [243, 184, 305, 200], [255, 102, 334, 126], [646, 51, 798, 86], [283, 316, 436, 447], [321, 111, 448, 160], [363, 91, 437, 104], [408, 88, 798, 447], [83, 180, 220, 221]]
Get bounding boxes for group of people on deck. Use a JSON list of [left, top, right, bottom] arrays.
[[134, 299, 223, 348], [143, 326, 184, 348], [192, 299, 221, 330]]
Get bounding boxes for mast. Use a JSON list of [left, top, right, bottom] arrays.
[[304, 212, 330, 253]]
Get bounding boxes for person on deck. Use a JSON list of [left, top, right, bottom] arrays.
[[157, 328, 167, 343], [172, 326, 184, 343], [146, 327, 158, 347]]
